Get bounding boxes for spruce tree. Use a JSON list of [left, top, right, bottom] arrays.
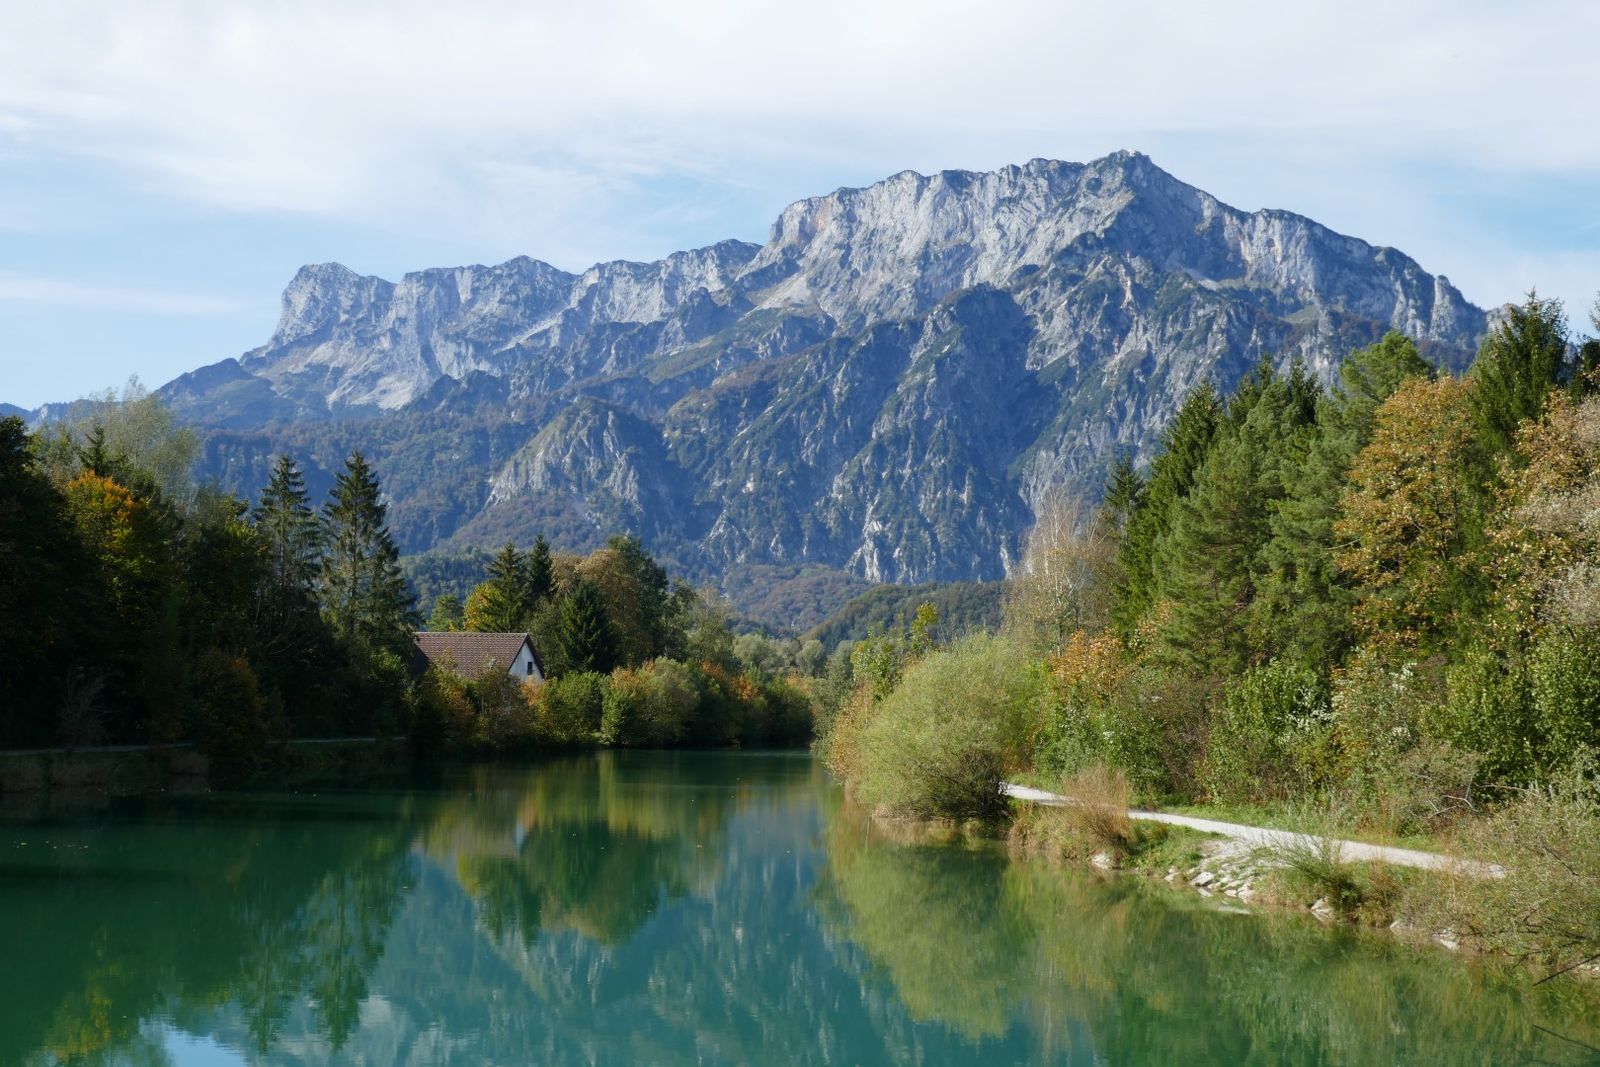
[[319, 452, 413, 649], [253, 454, 321, 594], [1155, 365, 1315, 672], [1470, 292, 1570, 458], [1101, 453, 1144, 536], [1112, 381, 1223, 635], [464, 542, 531, 631], [526, 534, 554, 607], [556, 579, 619, 675], [1255, 336, 1432, 667]]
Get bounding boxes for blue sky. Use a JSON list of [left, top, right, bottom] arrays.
[[1, 0, 1597, 408]]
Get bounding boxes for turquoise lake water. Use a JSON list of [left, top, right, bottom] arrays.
[[1, 750, 1596, 1065]]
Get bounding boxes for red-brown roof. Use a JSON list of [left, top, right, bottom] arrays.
[[413, 631, 542, 678]]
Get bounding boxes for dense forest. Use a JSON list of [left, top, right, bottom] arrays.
[[821, 293, 1600, 971], [0, 391, 812, 777]]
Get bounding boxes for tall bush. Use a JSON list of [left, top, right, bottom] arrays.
[[830, 634, 1040, 822], [1204, 659, 1331, 803]]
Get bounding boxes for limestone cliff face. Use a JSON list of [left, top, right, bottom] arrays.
[[174, 152, 1490, 582]]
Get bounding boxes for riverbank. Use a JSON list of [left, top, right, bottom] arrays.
[[1002, 782, 1600, 981], [0, 736, 412, 797]]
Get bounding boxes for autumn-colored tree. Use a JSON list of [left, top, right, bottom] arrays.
[[1256, 334, 1433, 667], [1335, 377, 1488, 651], [1005, 494, 1116, 655], [1485, 391, 1600, 638]]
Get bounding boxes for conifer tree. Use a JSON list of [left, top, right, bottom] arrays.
[[0, 417, 89, 745], [1154, 363, 1316, 672], [253, 454, 321, 594], [1101, 453, 1143, 536], [556, 579, 620, 675], [526, 534, 554, 607], [1113, 381, 1223, 635], [465, 542, 535, 632], [319, 452, 413, 649], [1255, 335, 1432, 666], [1471, 292, 1570, 458]]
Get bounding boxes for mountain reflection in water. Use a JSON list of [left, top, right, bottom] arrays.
[[1, 751, 1595, 1066]]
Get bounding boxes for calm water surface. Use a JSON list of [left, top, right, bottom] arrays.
[[1, 751, 1596, 1065]]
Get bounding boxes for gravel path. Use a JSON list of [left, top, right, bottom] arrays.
[[1001, 782, 1506, 879]]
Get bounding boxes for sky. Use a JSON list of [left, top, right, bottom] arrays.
[[1, 0, 1597, 408]]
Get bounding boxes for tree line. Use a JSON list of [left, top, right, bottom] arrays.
[[410, 536, 813, 750], [821, 293, 1600, 970], [0, 384, 817, 773], [1, 386, 417, 772]]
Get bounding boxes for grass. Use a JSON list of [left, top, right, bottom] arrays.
[[1010, 765, 1227, 869]]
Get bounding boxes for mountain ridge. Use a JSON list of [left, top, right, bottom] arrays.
[[46, 151, 1494, 588]]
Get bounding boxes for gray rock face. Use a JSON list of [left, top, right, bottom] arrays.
[[175, 151, 1490, 583]]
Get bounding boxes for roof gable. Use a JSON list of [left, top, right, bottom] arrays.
[[413, 631, 542, 677]]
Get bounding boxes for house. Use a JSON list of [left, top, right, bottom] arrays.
[[413, 631, 544, 682]]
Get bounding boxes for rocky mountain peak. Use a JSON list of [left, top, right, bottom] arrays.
[[172, 152, 1493, 586]]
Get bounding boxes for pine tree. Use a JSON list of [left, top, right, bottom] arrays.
[[1255, 335, 1432, 667], [1154, 364, 1317, 672], [556, 579, 619, 675], [526, 534, 554, 606], [1471, 292, 1570, 458], [1101, 453, 1144, 536], [253, 454, 321, 594], [319, 452, 413, 649], [1113, 381, 1223, 635], [465, 542, 533, 631]]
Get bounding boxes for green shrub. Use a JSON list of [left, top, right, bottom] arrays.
[[1330, 650, 1432, 772], [1529, 628, 1600, 766], [1204, 659, 1331, 803], [1408, 755, 1600, 972], [537, 672, 606, 744], [834, 633, 1040, 822], [1036, 653, 1212, 801], [465, 672, 541, 750], [1432, 644, 1538, 785], [600, 659, 700, 746], [408, 667, 474, 754]]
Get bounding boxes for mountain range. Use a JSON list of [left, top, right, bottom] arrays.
[[15, 151, 1491, 614]]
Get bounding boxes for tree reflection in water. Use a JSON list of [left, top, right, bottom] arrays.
[[3, 753, 1599, 1066], [818, 798, 1600, 1065]]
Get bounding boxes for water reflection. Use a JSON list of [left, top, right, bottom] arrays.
[[0, 794, 415, 1064], [2, 752, 1597, 1066], [818, 803, 1600, 1065]]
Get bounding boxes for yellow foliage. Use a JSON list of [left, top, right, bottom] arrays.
[[1046, 629, 1130, 699], [1335, 377, 1479, 650]]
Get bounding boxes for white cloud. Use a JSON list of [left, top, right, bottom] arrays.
[[0, 1, 1594, 300], [0, 275, 246, 315]]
